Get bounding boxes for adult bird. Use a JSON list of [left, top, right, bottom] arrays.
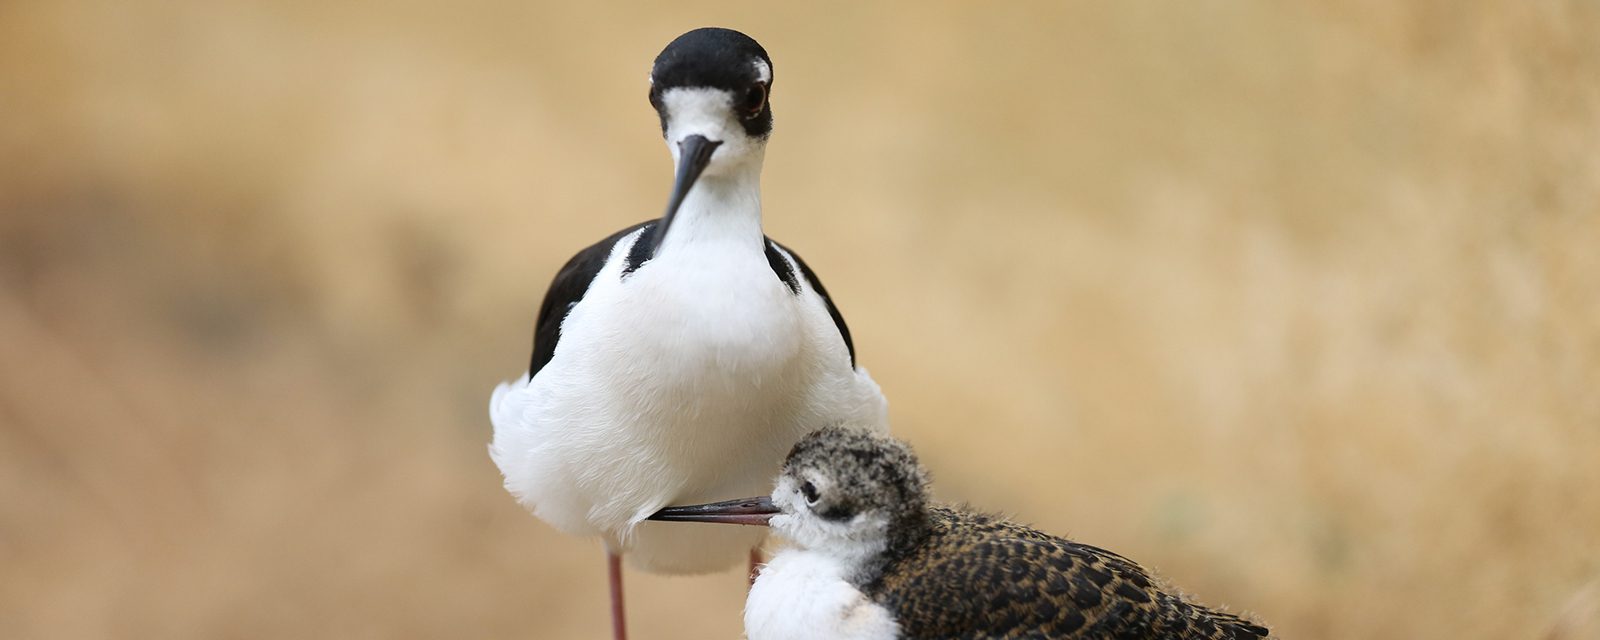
[[488, 28, 889, 640], [651, 427, 1273, 640]]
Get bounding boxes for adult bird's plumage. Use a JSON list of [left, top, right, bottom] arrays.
[[651, 427, 1272, 640], [488, 26, 888, 638]]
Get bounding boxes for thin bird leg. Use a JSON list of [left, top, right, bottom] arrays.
[[608, 551, 628, 640], [747, 547, 763, 589]]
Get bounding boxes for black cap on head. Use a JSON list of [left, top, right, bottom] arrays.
[[648, 27, 774, 138]]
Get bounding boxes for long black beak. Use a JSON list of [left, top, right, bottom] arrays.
[[651, 134, 723, 254], [647, 496, 777, 526]]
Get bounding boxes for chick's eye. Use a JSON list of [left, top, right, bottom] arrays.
[[740, 83, 767, 117], [799, 480, 819, 504]]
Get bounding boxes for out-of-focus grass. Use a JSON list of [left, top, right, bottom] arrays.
[[2, 1, 1598, 638]]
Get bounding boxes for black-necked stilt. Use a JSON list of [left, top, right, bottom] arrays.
[[489, 28, 889, 640], [651, 427, 1272, 640]]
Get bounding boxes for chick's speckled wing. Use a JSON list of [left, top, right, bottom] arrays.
[[871, 508, 1270, 640]]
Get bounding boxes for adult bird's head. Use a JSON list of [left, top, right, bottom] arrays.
[[647, 27, 774, 253]]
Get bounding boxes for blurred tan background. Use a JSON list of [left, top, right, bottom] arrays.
[[3, 1, 1599, 638]]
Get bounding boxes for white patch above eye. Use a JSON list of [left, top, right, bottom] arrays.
[[753, 58, 771, 84], [661, 87, 737, 133], [656, 86, 770, 164]]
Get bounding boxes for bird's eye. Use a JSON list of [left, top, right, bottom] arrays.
[[740, 83, 767, 118], [800, 480, 819, 504]]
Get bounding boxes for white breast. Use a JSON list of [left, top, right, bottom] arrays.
[[489, 227, 889, 574], [745, 549, 900, 640]]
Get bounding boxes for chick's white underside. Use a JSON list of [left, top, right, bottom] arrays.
[[490, 227, 888, 573], [745, 549, 899, 640]]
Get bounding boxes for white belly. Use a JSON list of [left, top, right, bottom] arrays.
[[745, 550, 900, 640], [489, 234, 888, 573]]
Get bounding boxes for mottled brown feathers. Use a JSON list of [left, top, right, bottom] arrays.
[[765, 427, 1271, 639], [867, 507, 1271, 640]]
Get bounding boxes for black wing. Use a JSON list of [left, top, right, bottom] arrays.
[[527, 225, 858, 375], [766, 238, 857, 367], [527, 220, 652, 376], [874, 509, 1271, 639]]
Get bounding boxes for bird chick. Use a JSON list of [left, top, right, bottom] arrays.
[[651, 426, 1272, 640]]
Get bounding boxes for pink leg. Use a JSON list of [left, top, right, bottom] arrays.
[[747, 547, 763, 589], [608, 551, 628, 640]]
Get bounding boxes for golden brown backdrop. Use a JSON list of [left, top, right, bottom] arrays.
[[3, 1, 1598, 638]]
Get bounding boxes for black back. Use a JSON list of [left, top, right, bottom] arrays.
[[527, 220, 856, 376]]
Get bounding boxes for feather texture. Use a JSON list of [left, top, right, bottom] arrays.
[[869, 507, 1271, 639]]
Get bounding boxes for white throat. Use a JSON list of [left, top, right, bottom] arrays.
[[770, 511, 891, 583], [656, 86, 770, 255], [656, 161, 765, 255]]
